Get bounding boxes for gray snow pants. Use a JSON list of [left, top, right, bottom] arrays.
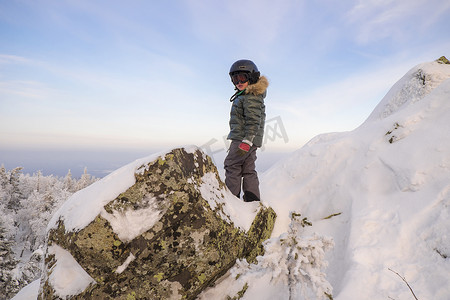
[[224, 140, 260, 201]]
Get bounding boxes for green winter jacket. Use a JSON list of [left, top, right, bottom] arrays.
[[227, 76, 269, 148]]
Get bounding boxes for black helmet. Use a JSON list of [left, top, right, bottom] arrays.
[[229, 59, 260, 84]]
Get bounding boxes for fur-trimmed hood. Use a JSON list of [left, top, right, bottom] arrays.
[[228, 75, 267, 147], [245, 76, 269, 96]]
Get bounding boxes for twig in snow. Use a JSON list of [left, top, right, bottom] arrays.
[[323, 212, 342, 220], [388, 268, 419, 300]]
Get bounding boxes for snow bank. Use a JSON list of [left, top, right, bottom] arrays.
[[366, 60, 450, 121], [259, 60, 450, 299]]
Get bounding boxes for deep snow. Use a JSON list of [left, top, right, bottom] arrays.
[[13, 60, 450, 300], [256, 60, 450, 299]]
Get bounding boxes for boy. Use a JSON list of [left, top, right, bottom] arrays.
[[224, 59, 269, 202]]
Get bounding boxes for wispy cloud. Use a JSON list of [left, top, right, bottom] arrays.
[[346, 0, 450, 45], [0, 0, 448, 152], [0, 80, 56, 99], [0, 54, 31, 64], [182, 0, 305, 59]]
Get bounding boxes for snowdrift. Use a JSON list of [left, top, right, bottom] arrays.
[[257, 59, 450, 299]]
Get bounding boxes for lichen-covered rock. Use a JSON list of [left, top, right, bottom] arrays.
[[436, 56, 449, 64], [39, 147, 276, 300]]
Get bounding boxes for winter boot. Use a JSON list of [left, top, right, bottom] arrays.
[[243, 191, 260, 202]]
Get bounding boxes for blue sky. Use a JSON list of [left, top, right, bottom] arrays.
[[1, 0, 449, 175]]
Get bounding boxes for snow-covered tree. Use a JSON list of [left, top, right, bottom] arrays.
[[232, 212, 334, 300], [63, 169, 74, 192], [0, 166, 98, 298], [0, 164, 8, 217], [0, 219, 19, 300], [76, 167, 96, 190], [5, 167, 25, 211], [0, 164, 8, 190]]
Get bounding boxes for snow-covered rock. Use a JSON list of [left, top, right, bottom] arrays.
[[38, 147, 275, 299]]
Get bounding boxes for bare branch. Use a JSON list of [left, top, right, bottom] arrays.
[[388, 268, 419, 300]]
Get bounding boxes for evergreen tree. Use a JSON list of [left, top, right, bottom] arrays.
[[64, 169, 74, 192], [0, 165, 99, 297], [7, 167, 24, 211], [76, 167, 95, 190], [232, 213, 334, 300], [35, 170, 42, 193], [0, 165, 8, 215], [0, 164, 7, 190], [0, 220, 19, 300]]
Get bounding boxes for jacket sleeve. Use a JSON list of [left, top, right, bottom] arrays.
[[243, 94, 264, 144]]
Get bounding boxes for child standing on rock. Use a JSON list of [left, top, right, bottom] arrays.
[[224, 59, 269, 202]]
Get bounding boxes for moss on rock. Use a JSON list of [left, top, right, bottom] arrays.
[[436, 56, 449, 64], [39, 148, 276, 300]]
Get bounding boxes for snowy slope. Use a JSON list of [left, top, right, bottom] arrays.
[[257, 60, 450, 299], [12, 60, 450, 300]]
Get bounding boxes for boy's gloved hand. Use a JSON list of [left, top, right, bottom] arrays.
[[237, 140, 251, 156]]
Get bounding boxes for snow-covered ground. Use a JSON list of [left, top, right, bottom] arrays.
[[13, 60, 450, 299], [259, 60, 450, 299], [202, 60, 450, 299]]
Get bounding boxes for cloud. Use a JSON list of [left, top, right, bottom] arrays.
[[182, 0, 305, 58], [0, 54, 31, 65], [1, 1, 448, 152], [0, 80, 57, 99], [346, 0, 450, 44]]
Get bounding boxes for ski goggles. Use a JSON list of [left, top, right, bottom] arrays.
[[231, 72, 250, 85]]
